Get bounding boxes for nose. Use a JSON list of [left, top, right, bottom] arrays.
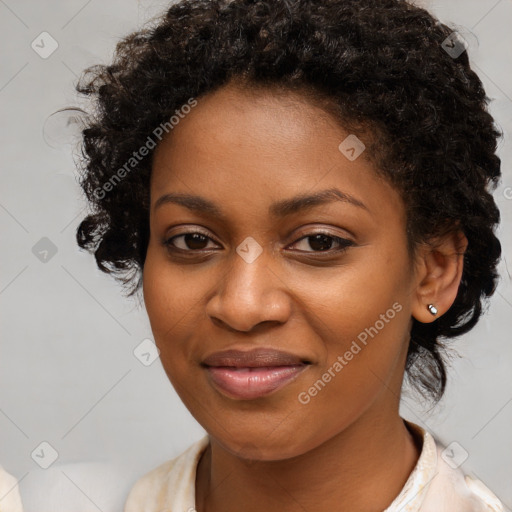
[[205, 241, 292, 333]]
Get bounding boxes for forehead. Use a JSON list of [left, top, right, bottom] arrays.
[[150, 82, 403, 224]]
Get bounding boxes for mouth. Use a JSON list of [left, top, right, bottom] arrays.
[[201, 348, 311, 400]]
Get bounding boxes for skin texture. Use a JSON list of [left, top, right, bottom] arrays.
[[142, 81, 468, 512]]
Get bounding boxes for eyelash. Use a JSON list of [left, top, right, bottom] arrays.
[[162, 230, 354, 256]]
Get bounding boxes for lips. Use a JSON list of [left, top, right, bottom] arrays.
[[202, 348, 309, 367], [202, 348, 311, 400]]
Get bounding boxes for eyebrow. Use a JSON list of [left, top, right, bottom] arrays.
[[153, 188, 369, 219]]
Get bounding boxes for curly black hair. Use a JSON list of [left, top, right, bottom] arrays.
[[71, 0, 502, 405]]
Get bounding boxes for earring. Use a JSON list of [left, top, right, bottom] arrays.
[[427, 304, 438, 316]]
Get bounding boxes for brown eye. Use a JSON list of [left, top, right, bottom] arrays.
[[290, 233, 354, 253], [164, 232, 218, 252]]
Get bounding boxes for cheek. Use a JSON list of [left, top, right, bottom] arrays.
[[292, 249, 411, 407], [142, 245, 222, 386], [142, 247, 195, 360], [297, 296, 408, 408], [294, 244, 410, 349], [142, 252, 217, 422], [143, 242, 204, 325]]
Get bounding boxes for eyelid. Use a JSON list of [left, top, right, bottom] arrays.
[[292, 227, 353, 242], [167, 226, 213, 239]]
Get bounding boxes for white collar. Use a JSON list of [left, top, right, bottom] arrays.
[[124, 419, 503, 511], [384, 420, 438, 512]]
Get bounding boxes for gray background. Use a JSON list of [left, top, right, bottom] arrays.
[[1, 0, 511, 510]]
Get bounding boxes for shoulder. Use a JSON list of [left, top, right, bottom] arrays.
[[421, 440, 504, 512], [0, 465, 24, 512], [14, 461, 133, 512], [123, 435, 209, 512], [400, 421, 504, 512]]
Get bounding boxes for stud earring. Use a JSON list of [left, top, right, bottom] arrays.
[[427, 304, 438, 316]]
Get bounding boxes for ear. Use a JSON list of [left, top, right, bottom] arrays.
[[411, 229, 468, 323]]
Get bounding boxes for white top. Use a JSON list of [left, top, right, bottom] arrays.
[[0, 465, 23, 512], [123, 421, 504, 512]]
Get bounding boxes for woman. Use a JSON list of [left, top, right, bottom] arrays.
[[73, 0, 505, 510]]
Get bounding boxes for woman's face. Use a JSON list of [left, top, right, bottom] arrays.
[[143, 81, 420, 460]]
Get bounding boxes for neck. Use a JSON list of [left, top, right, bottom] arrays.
[[195, 407, 422, 512]]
